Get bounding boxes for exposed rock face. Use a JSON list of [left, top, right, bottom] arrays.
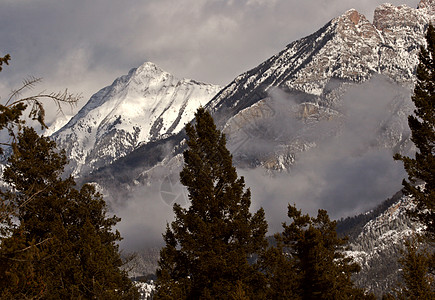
[[210, 3, 433, 117], [52, 62, 221, 176]]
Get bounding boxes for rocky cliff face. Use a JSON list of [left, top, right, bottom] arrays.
[[52, 62, 221, 176]]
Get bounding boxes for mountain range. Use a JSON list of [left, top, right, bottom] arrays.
[[45, 0, 435, 297], [59, 1, 433, 187]]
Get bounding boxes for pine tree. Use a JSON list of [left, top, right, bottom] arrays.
[[394, 23, 435, 240], [270, 204, 373, 300], [393, 23, 435, 296], [0, 127, 138, 299], [0, 54, 79, 238], [396, 237, 434, 299], [260, 237, 301, 299], [155, 108, 268, 299]]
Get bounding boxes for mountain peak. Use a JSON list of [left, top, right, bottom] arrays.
[[135, 61, 164, 75], [53, 61, 221, 175], [344, 9, 364, 26]]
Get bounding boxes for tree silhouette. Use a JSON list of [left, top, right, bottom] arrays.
[[266, 204, 373, 299], [155, 108, 268, 299]]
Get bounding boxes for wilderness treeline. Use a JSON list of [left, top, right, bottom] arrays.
[[1, 25, 434, 300]]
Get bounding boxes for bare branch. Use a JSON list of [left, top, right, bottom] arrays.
[[10, 237, 53, 254], [17, 186, 50, 210], [2, 84, 81, 131], [6, 77, 43, 106]]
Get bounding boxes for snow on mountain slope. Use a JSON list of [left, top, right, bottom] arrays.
[[206, 1, 434, 172], [208, 2, 434, 119], [52, 62, 221, 175], [346, 194, 423, 296], [43, 114, 73, 137], [85, 1, 435, 195]]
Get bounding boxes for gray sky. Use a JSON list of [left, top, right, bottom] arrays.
[[0, 0, 419, 123]]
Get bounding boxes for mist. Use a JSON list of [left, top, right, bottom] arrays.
[[242, 76, 412, 234], [112, 76, 413, 251], [114, 164, 189, 251]]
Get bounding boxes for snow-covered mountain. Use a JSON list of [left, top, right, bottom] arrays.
[[69, 2, 433, 296], [210, 1, 434, 171], [52, 62, 221, 176], [209, 3, 429, 114], [83, 1, 434, 196], [57, 2, 435, 182]]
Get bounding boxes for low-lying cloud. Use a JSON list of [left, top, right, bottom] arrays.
[[113, 76, 413, 251], [242, 76, 412, 233]]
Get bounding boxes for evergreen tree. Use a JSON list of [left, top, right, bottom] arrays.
[[270, 204, 373, 300], [394, 23, 435, 239], [260, 237, 301, 299], [396, 238, 434, 299], [0, 54, 79, 239], [0, 127, 138, 299], [155, 108, 268, 299], [393, 23, 435, 296]]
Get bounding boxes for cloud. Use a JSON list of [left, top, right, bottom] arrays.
[[0, 0, 419, 123], [240, 76, 412, 234], [0, 0, 419, 250], [114, 184, 176, 250], [111, 76, 413, 251]]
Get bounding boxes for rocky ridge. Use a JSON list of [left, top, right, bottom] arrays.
[[212, 1, 434, 171]]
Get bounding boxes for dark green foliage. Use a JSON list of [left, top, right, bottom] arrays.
[[396, 238, 435, 299], [394, 23, 435, 239], [267, 204, 373, 300], [393, 23, 435, 298], [261, 237, 301, 299], [0, 54, 10, 72], [337, 191, 403, 239], [0, 128, 138, 299], [155, 108, 268, 299]]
